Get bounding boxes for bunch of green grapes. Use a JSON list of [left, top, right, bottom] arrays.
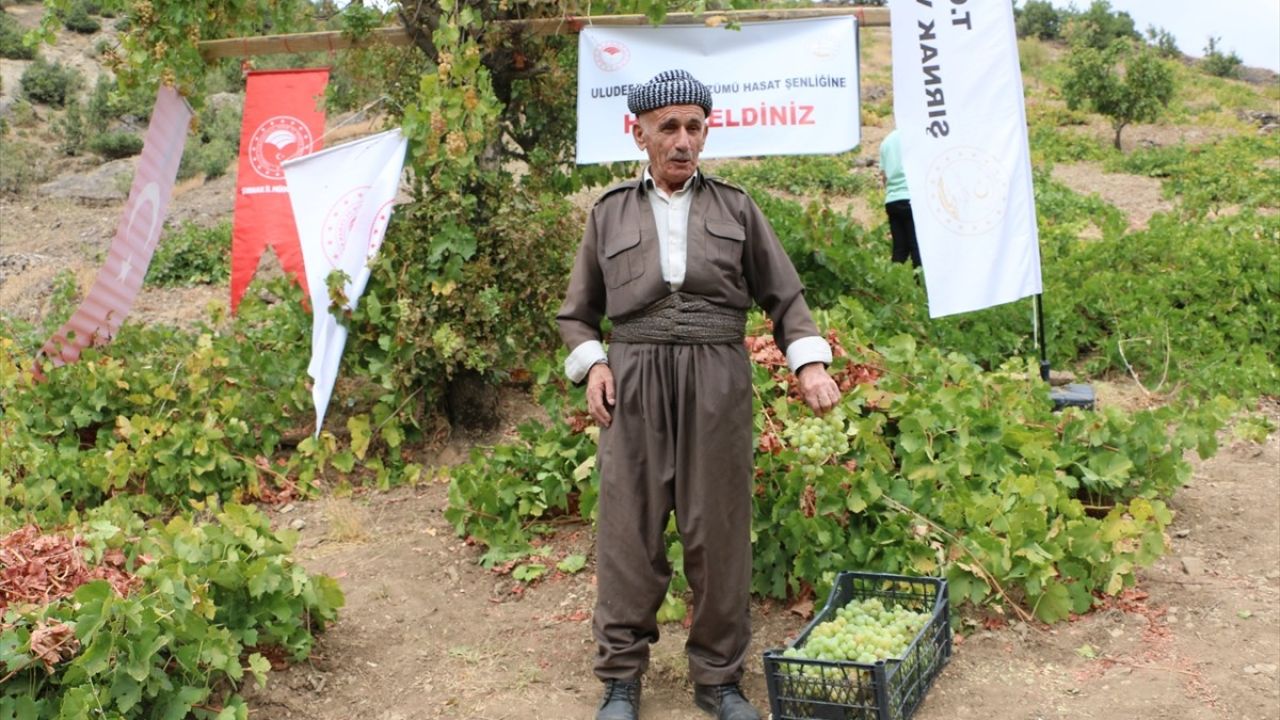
[[782, 597, 931, 666], [782, 408, 849, 465]]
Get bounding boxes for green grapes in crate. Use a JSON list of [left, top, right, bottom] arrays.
[[784, 597, 931, 665]]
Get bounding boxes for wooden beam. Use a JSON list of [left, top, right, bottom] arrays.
[[198, 6, 890, 61]]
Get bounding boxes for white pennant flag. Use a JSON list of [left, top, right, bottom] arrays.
[[282, 128, 408, 435], [889, 0, 1042, 318]]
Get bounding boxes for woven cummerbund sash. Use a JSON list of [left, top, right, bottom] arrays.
[[611, 292, 746, 345]]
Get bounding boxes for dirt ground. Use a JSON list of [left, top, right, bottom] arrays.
[[3, 15, 1279, 720]]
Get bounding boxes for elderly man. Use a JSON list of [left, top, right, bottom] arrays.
[[557, 69, 840, 720]]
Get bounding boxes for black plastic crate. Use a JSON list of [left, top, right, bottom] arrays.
[[763, 572, 951, 720]]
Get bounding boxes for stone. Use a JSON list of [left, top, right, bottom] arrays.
[[1181, 557, 1205, 576], [37, 158, 134, 206]]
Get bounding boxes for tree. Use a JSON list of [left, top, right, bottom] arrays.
[[33, 0, 682, 430], [1062, 39, 1175, 150], [1062, 0, 1139, 50], [1015, 0, 1062, 41]]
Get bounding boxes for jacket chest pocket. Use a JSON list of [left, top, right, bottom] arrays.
[[603, 230, 645, 289], [706, 219, 745, 274]]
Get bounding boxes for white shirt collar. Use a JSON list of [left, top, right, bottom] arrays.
[[642, 167, 697, 198]]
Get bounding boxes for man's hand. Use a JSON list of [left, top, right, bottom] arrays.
[[798, 363, 840, 415], [586, 362, 615, 428]]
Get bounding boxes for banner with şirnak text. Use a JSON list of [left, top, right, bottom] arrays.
[[576, 17, 860, 164], [889, 0, 1042, 318], [38, 86, 192, 369], [230, 68, 329, 313]]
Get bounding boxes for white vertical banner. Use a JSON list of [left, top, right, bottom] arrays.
[[282, 129, 408, 434], [889, 0, 1041, 318], [577, 17, 860, 164]]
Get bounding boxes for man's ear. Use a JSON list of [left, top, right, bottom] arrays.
[[632, 117, 646, 150]]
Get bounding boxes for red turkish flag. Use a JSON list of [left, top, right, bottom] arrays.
[[38, 86, 192, 369], [230, 68, 329, 312]]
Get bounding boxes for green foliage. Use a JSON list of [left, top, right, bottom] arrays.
[[146, 221, 232, 287], [1062, 0, 1139, 50], [20, 57, 81, 107], [1144, 25, 1179, 59], [1063, 40, 1175, 150], [1027, 123, 1111, 165], [445, 412, 600, 564], [0, 10, 37, 59], [717, 152, 869, 197], [36, 0, 318, 104], [1050, 211, 1280, 396], [0, 138, 56, 194], [89, 129, 143, 158], [348, 185, 582, 410], [0, 281, 322, 511], [177, 99, 241, 180], [1200, 36, 1243, 79], [56, 97, 87, 156], [0, 501, 342, 719], [1107, 134, 1280, 217], [447, 327, 1230, 622], [61, 1, 101, 34], [1015, 0, 1062, 40], [85, 74, 155, 133]]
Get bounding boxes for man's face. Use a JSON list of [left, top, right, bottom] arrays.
[[632, 104, 708, 194]]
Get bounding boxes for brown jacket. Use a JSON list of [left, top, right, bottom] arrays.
[[557, 172, 821, 354]]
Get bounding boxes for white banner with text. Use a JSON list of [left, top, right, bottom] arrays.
[[576, 17, 861, 164], [890, 0, 1042, 318]]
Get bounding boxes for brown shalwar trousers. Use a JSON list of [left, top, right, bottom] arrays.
[[593, 341, 754, 685]]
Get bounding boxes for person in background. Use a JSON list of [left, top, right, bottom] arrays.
[[557, 69, 841, 720], [879, 128, 923, 267]]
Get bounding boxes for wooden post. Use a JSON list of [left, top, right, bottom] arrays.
[[197, 6, 890, 61]]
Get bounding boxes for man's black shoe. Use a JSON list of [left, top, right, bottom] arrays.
[[693, 682, 762, 720], [596, 678, 641, 720]]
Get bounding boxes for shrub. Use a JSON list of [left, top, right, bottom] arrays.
[[0, 503, 343, 720], [85, 75, 154, 130], [56, 98, 87, 156], [177, 100, 241, 180], [62, 4, 101, 34], [1145, 25, 1180, 59], [0, 139, 56, 194], [19, 58, 81, 107], [88, 129, 143, 158], [146, 221, 232, 287], [0, 11, 36, 60], [1200, 36, 1243, 79]]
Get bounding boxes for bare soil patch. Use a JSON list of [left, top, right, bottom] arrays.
[[1050, 162, 1173, 231]]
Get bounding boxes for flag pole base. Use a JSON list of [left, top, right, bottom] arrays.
[[1050, 383, 1096, 412]]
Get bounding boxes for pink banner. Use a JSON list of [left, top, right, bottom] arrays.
[[38, 85, 193, 369]]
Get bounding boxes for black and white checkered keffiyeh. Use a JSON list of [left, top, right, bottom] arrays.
[[626, 69, 713, 116]]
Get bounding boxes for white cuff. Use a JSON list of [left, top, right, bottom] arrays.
[[565, 340, 607, 384], [785, 335, 833, 374]]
